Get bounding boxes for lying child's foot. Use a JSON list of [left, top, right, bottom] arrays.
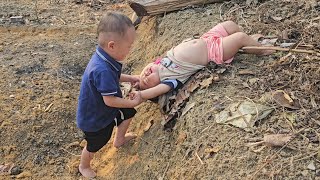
[[113, 132, 137, 148], [250, 34, 276, 56], [79, 165, 96, 178], [251, 34, 264, 42]]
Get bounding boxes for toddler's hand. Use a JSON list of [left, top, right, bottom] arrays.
[[130, 75, 140, 88], [130, 91, 143, 105], [129, 91, 141, 100]]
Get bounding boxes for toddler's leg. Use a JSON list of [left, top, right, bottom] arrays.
[[222, 32, 273, 60], [113, 118, 137, 148], [79, 146, 96, 178], [219, 21, 242, 35]]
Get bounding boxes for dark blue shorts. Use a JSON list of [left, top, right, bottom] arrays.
[[83, 108, 136, 152]]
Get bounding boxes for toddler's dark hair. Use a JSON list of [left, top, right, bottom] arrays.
[[97, 12, 133, 37]]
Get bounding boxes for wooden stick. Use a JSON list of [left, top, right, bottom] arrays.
[[44, 103, 53, 112], [129, 0, 225, 16], [195, 151, 204, 165], [242, 46, 317, 54]]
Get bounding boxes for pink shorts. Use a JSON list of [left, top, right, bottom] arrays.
[[200, 23, 233, 64]]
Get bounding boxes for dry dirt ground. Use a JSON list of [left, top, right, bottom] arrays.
[[0, 0, 320, 179]]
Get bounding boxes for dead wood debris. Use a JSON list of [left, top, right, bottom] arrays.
[[158, 63, 221, 125]]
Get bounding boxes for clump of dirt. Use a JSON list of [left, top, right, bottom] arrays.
[[0, 0, 319, 179]]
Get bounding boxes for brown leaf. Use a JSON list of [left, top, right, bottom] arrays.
[[272, 90, 300, 109], [238, 69, 256, 75], [0, 163, 14, 175], [205, 146, 222, 154], [200, 76, 214, 89], [187, 81, 200, 92], [181, 102, 195, 117], [143, 119, 154, 132], [176, 132, 187, 144], [271, 16, 283, 21], [175, 90, 190, 105], [263, 134, 292, 147]]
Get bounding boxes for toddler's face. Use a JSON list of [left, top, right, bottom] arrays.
[[139, 63, 160, 90], [113, 27, 136, 61]]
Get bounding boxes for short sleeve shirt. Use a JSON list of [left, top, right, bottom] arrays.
[[161, 79, 183, 90], [76, 46, 122, 132]]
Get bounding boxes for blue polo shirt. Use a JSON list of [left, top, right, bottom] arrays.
[[76, 46, 122, 132]]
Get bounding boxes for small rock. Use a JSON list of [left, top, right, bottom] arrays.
[[75, 0, 83, 4], [316, 149, 320, 160], [16, 171, 32, 178], [11, 166, 22, 175], [9, 95, 15, 98], [66, 141, 80, 149], [80, 140, 86, 147], [21, 81, 26, 87], [249, 78, 259, 84], [49, 159, 55, 165], [301, 170, 309, 176], [175, 132, 187, 144], [307, 161, 316, 171], [10, 16, 25, 24]]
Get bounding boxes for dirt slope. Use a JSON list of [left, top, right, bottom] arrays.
[[0, 0, 319, 179]]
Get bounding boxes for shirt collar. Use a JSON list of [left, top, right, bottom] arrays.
[[96, 46, 122, 72]]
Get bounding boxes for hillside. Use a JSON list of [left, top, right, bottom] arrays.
[[0, 0, 319, 179]]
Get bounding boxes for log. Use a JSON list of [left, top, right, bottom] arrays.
[[128, 0, 225, 16]]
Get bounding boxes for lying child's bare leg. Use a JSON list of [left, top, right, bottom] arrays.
[[113, 118, 137, 148], [79, 147, 96, 178], [222, 32, 274, 60], [219, 21, 242, 35]]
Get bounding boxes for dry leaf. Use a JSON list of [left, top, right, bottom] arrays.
[[66, 141, 80, 149], [263, 134, 292, 147], [271, 16, 283, 21], [0, 163, 14, 175], [238, 70, 255, 75], [251, 146, 266, 153], [120, 82, 132, 98], [187, 81, 199, 92], [205, 146, 221, 154], [200, 76, 213, 89], [272, 90, 300, 109], [181, 102, 195, 117], [143, 119, 154, 132], [176, 132, 187, 144], [216, 68, 226, 74]]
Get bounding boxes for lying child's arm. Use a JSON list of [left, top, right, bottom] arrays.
[[140, 84, 171, 100]]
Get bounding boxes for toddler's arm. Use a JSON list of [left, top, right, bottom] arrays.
[[103, 95, 142, 108], [120, 74, 140, 87], [140, 84, 171, 100]]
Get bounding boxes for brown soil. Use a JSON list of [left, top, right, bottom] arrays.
[[1, 0, 319, 179]]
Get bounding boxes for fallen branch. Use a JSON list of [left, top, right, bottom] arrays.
[[129, 0, 225, 16], [195, 151, 204, 165], [242, 46, 318, 55]]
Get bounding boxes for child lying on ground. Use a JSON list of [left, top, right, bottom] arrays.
[[134, 21, 273, 100]]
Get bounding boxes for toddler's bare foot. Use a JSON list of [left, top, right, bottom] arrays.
[[113, 132, 137, 148], [79, 165, 96, 178]]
